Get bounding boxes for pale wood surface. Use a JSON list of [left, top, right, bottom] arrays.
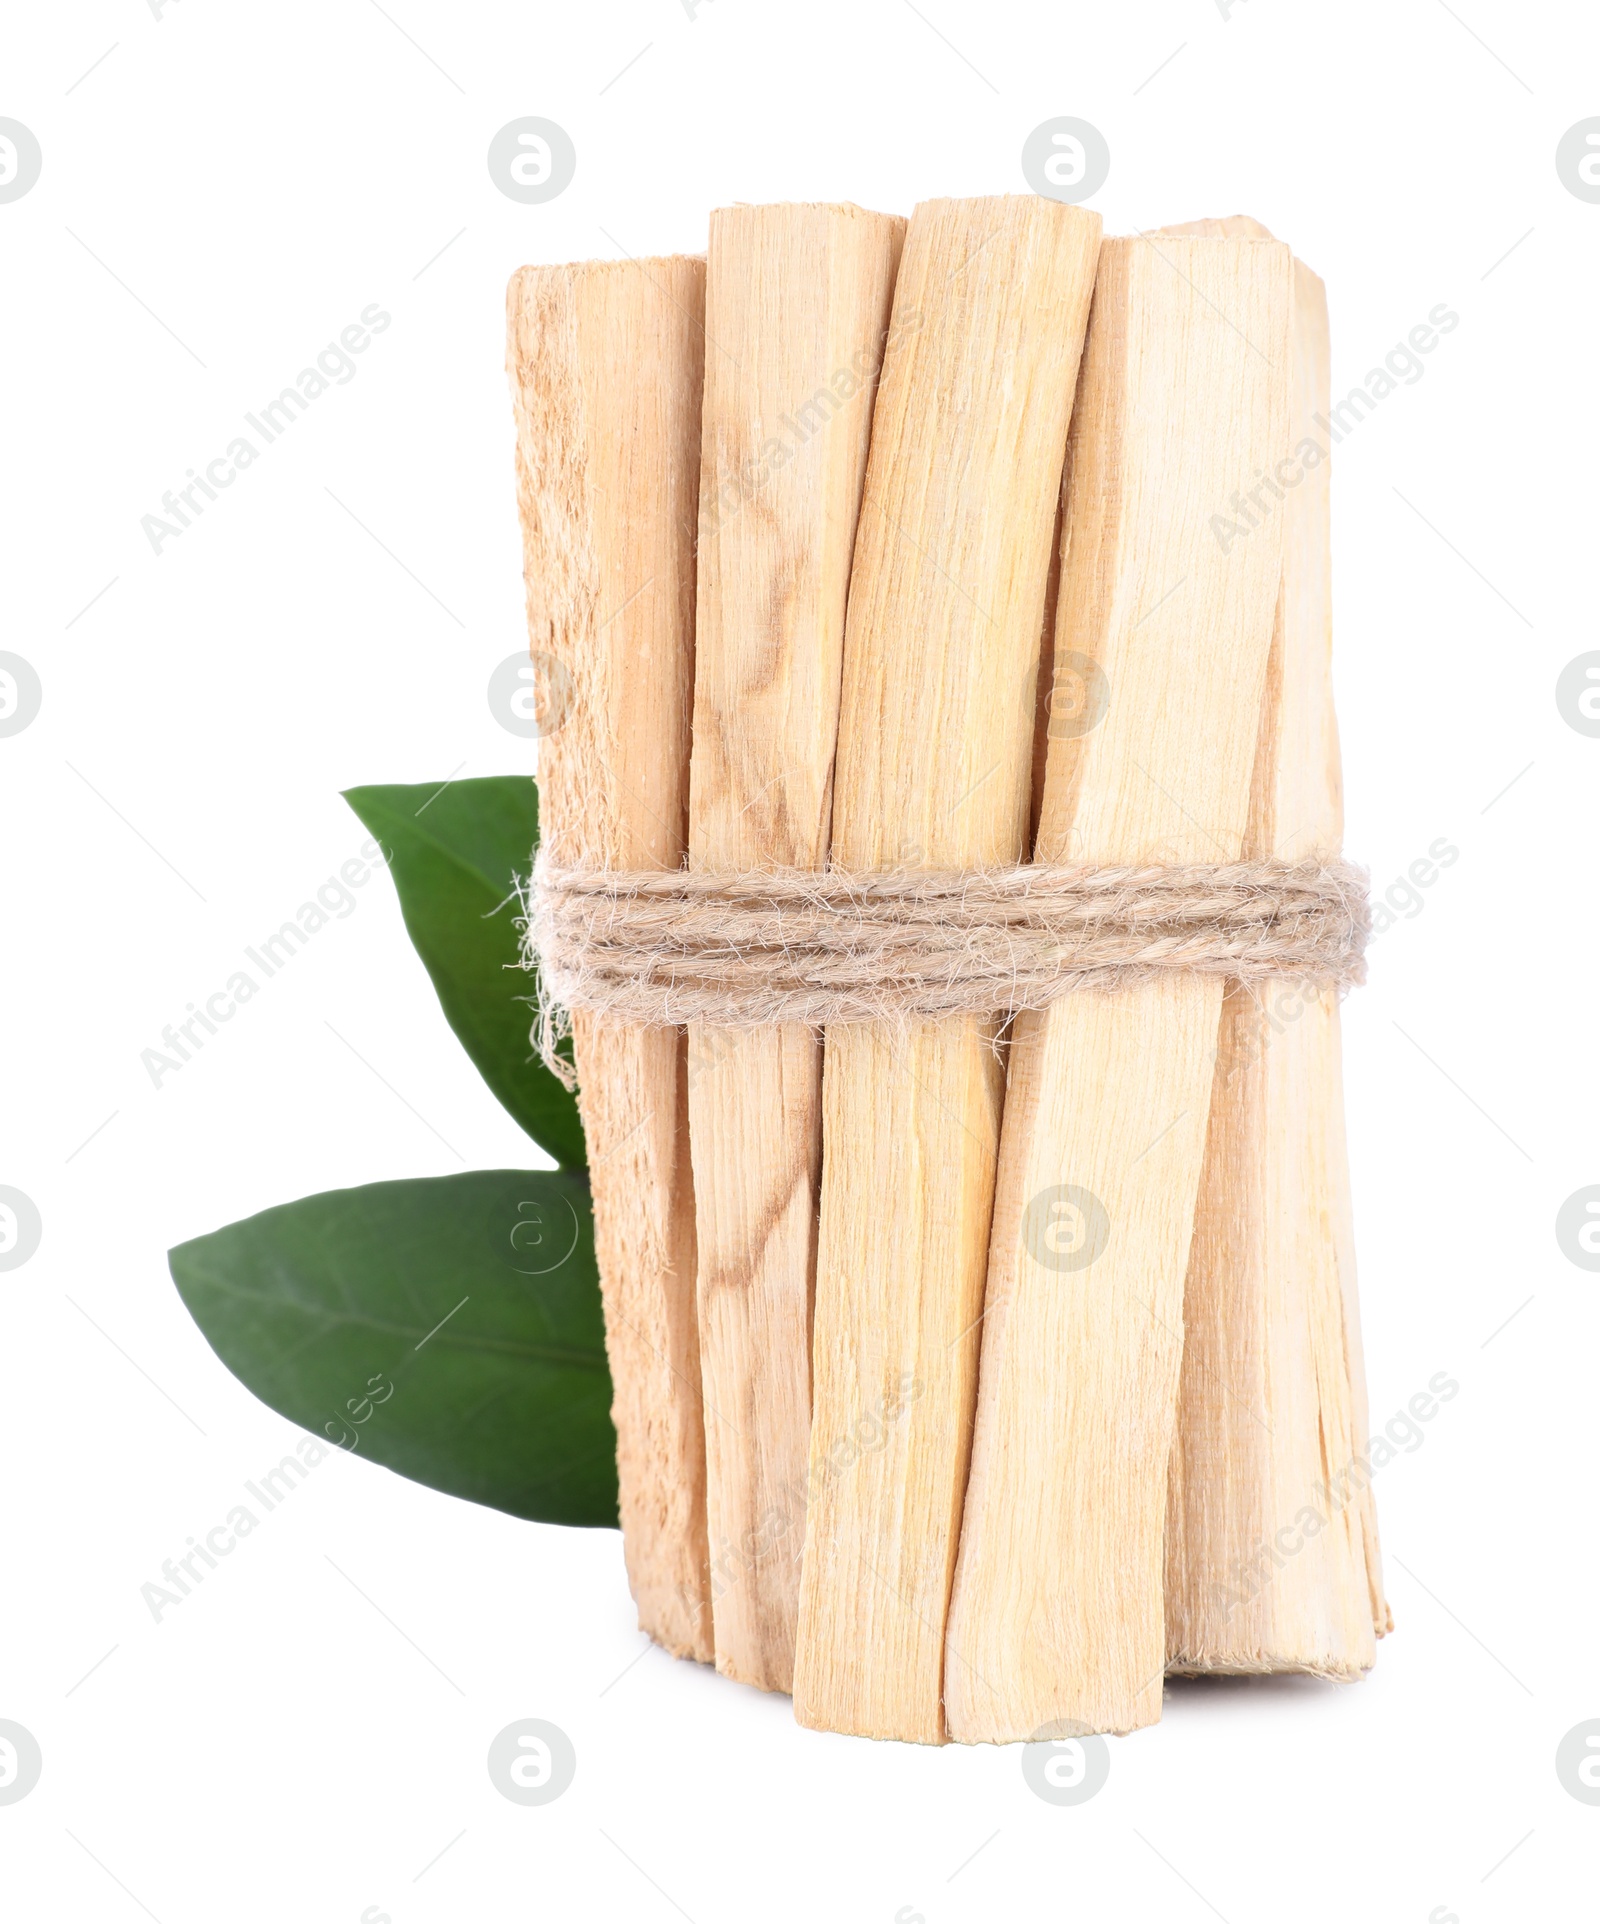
[[1164, 231, 1390, 1673], [944, 236, 1292, 1740], [791, 196, 1102, 1744], [507, 257, 711, 1660], [687, 203, 905, 1692]]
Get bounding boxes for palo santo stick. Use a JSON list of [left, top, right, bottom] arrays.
[[792, 196, 1102, 1744], [1162, 225, 1389, 1673], [687, 202, 905, 1692], [944, 235, 1292, 1740], [507, 257, 712, 1660]]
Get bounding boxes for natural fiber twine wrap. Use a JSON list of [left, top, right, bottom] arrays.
[[523, 854, 1370, 1087]]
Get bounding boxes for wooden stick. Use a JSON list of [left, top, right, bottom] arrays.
[[791, 196, 1102, 1744], [687, 202, 905, 1692], [1161, 223, 1390, 1673], [944, 235, 1293, 1740], [507, 257, 712, 1660]]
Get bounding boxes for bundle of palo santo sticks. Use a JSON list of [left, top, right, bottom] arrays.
[[507, 196, 1389, 1744]]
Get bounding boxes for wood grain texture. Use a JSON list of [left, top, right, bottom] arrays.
[[791, 196, 1102, 1744], [687, 203, 905, 1692], [507, 257, 712, 1660], [944, 236, 1292, 1740], [1163, 230, 1390, 1675]]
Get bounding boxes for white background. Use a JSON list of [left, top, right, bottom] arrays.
[[3, 2, 1595, 1919]]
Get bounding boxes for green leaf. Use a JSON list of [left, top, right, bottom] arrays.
[[170, 1171, 617, 1528], [342, 777, 584, 1168]]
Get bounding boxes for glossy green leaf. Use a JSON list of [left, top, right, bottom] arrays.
[[342, 777, 584, 1168], [170, 1170, 617, 1528]]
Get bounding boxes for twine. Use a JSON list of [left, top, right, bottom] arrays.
[[522, 854, 1369, 1088]]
